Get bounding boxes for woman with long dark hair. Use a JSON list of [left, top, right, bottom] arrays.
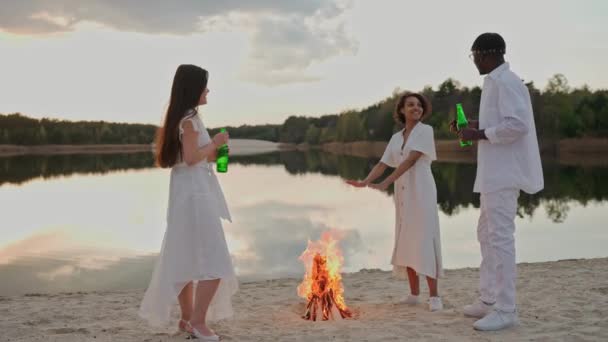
[[139, 64, 237, 341]]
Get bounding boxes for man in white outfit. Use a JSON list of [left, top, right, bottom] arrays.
[[451, 32, 544, 331]]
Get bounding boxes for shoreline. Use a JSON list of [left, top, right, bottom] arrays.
[[0, 144, 154, 157], [0, 139, 284, 157], [1, 257, 606, 341], [295, 138, 608, 166], [2, 138, 608, 166]]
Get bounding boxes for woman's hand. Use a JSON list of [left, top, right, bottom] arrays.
[[212, 131, 229, 146], [369, 181, 390, 191], [345, 179, 368, 188], [207, 146, 229, 162], [208, 148, 217, 161]]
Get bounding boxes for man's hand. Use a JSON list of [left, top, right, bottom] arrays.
[[450, 119, 479, 133], [458, 128, 486, 141], [449, 119, 458, 133]]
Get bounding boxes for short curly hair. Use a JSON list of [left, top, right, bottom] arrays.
[[471, 32, 506, 56], [393, 92, 432, 125]]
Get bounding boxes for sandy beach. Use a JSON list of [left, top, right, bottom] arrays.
[[1, 257, 606, 341]]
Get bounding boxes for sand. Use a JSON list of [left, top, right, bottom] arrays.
[[1, 258, 607, 341]]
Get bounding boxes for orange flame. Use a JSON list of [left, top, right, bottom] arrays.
[[297, 231, 349, 312]]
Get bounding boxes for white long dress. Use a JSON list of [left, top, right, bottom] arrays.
[[139, 111, 238, 327], [380, 122, 443, 279]]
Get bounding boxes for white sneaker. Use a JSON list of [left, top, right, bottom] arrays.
[[473, 309, 519, 331], [463, 299, 494, 318], [429, 297, 443, 312], [399, 294, 420, 305]]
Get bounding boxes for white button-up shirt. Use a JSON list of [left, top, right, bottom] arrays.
[[474, 62, 544, 194]]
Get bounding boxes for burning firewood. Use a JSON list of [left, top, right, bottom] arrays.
[[297, 233, 352, 321]]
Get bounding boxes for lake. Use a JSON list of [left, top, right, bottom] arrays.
[[1, 150, 607, 296]]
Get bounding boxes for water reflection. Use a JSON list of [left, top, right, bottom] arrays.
[[232, 151, 608, 223], [0, 152, 154, 186], [227, 201, 366, 279], [1, 151, 607, 296], [3, 151, 608, 223], [0, 229, 157, 294]]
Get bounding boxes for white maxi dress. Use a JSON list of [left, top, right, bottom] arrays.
[[380, 123, 443, 279], [139, 111, 238, 327]]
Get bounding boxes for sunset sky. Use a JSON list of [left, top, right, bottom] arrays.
[[1, 0, 606, 127]]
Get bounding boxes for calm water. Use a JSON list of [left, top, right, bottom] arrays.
[[1, 151, 607, 296]]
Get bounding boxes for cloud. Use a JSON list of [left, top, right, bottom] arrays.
[[228, 201, 365, 279], [0, 0, 324, 35], [239, 11, 357, 85], [0, 0, 357, 85]]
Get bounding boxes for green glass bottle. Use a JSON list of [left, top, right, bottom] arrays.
[[216, 128, 229, 173], [456, 103, 473, 147]]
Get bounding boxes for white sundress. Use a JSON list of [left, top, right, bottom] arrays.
[[380, 122, 444, 279], [139, 111, 238, 327]]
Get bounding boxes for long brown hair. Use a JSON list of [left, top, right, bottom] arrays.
[[393, 92, 432, 125], [156, 64, 208, 168]]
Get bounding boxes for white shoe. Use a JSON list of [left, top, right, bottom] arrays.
[[463, 299, 494, 318], [473, 309, 519, 331], [399, 294, 420, 305], [429, 297, 443, 312], [191, 327, 220, 341]]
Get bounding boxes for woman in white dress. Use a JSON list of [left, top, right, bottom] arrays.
[[139, 64, 237, 341], [346, 92, 444, 311]]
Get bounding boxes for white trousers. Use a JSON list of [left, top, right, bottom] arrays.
[[477, 188, 519, 312]]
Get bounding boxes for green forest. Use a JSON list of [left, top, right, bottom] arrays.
[[2, 74, 606, 146], [0, 114, 157, 145]]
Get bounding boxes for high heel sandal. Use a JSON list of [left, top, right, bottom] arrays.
[[179, 319, 193, 334], [191, 327, 220, 341]]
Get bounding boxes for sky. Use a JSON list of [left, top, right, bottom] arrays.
[[0, 0, 607, 127]]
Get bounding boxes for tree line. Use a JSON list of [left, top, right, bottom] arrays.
[[0, 114, 157, 145], [2, 74, 606, 146], [253, 73, 607, 144], [214, 73, 607, 144]]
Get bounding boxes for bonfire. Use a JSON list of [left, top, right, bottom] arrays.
[[297, 232, 352, 321]]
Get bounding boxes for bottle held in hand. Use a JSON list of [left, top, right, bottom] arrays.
[[216, 128, 229, 173], [456, 103, 473, 147]]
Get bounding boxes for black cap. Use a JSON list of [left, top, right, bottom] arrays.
[[471, 33, 506, 55]]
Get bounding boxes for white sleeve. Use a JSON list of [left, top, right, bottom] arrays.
[[178, 115, 199, 141], [380, 136, 398, 168], [408, 125, 437, 161], [485, 83, 530, 144]]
